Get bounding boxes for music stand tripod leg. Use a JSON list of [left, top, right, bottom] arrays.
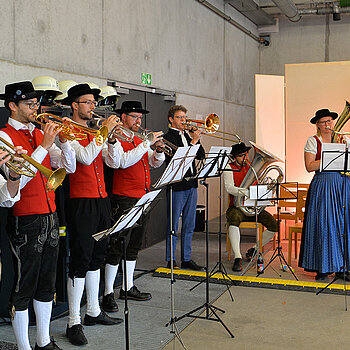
[[165, 185, 187, 349], [172, 179, 234, 338]]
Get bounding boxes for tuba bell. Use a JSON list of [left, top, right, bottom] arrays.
[[329, 101, 350, 143], [234, 141, 284, 216]]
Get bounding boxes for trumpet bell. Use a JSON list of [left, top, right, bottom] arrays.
[[46, 168, 67, 191]]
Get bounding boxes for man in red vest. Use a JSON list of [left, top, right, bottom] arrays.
[[0, 81, 76, 350], [224, 142, 277, 272], [61, 83, 126, 346], [102, 101, 165, 312]]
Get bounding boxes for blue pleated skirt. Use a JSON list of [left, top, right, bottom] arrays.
[[300, 171, 350, 273]]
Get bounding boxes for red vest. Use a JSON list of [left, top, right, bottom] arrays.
[[313, 135, 322, 161], [229, 161, 250, 207], [113, 137, 150, 198], [69, 134, 107, 199], [2, 124, 56, 216]]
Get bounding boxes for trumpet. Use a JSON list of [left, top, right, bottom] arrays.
[[182, 113, 241, 143], [89, 111, 134, 143], [35, 112, 108, 147], [0, 137, 66, 191]]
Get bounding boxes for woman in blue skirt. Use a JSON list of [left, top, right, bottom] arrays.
[[299, 108, 350, 280]]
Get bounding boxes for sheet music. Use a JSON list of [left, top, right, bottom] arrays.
[[154, 145, 199, 188], [320, 143, 347, 171], [242, 185, 273, 207], [198, 146, 231, 178], [111, 189, 162, 234]]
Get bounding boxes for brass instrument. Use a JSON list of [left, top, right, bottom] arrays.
[[160, 139, 178, 156], [327, 101, 350, 143], [0, 137, 66, 191], [35, 112, 108, 147], [182, 114, 241, 143], [90, 111, 134, 143], [235, 141, 284, 216]]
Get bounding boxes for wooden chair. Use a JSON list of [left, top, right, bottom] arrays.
[[287, 189, 308, 266]]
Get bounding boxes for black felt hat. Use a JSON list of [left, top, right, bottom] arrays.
[[230, 142, 251, 157], [61, 83, 101, 105], [310, 108, 338, 124], [0, 81, 42, 101], [115, 101, 149, 115]]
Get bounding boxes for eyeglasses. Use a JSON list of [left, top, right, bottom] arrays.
[[126, 114, 143, 120], [76, 100, 98, 107], [174, 115, 186, 119], [317, 119, 333, 125], [20, 101, 40, 110]]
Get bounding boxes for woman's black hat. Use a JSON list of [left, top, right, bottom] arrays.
[[115, 101, 149, 115], [230, 142, 251, 157], [0, 81, 42, 101], [310, 108, 338, 124], [61, 83, 101, 105]]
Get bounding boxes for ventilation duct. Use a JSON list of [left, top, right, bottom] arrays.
[[271, 0, 301, 22]]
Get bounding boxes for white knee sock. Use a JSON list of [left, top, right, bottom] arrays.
[[67, 277, 85, 327], [33, 300, 52, 348], [229, 225, 242, 259], [85, 270, 101, 317], [11, 309, 31, 350], [104, 263, 119, 296], [122, 260, 136, 291]]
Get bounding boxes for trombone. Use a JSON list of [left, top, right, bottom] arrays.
[[182, 113, 241, 143], [35, 112, 108, 147], [0, 136, 66, 191]]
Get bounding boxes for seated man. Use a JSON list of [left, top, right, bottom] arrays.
[[224, 142, 277, 272]]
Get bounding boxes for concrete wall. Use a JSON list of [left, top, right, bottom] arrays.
[[0, 0, 260, 229], [260, 14, 350, 76]]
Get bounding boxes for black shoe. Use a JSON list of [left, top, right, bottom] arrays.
[[101, 292, 119, 312], [35, 337, 62, 350], [246, 248, 256, 261], [315, 272, 328, 281], [66, 324, 88, 346], [119, 285, 152, 301], [181, 259, 204, 271], [84, 310, 123, 326], [166, 260, 178, 269], [335, 271, 350, 281], [232, 258, 242, 272]]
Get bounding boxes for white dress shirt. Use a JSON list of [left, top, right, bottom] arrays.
[[0, 118, 76, 191], [0, 175, 20, 207]]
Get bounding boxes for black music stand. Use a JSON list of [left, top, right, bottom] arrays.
[[189, 146, 236, 300], [93, 190, 161, 350], [154, 144, 200, 350], [254, 181, 299, 280], [165, 148, 234, 338], [315, 144, 350, 306]]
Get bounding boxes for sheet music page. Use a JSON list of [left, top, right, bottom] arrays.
[[198, 146, 231, 178], [320, 143, 346, 171], [242, 185, 273, 207], [110, 189, 162, 234], [155, 145, 199, 187]]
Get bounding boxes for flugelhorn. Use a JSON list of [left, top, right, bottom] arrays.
[[0, 136, 66, 191], [35, 112, 108, 146], [182, 113, 241, 143], [89, 111, 134, 143]]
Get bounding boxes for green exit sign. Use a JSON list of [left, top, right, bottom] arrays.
[[141, 73, 152, 85]]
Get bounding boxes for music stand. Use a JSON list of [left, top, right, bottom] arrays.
[[188, 146, 236, 300], [93, 190, 161, 350], [252, 182, 299, 280], [166, 147, 234, 338], [154, 144, 200, 350], [315, 143, 350, 305]]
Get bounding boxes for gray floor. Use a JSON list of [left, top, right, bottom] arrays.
[[0, 231, 347, 349]]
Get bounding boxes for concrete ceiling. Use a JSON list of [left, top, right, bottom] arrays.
[[225, 0, 343, 25]]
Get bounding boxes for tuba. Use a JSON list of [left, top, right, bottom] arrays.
[[329, 101, 350, 143], [234, 141, 284, 216]]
